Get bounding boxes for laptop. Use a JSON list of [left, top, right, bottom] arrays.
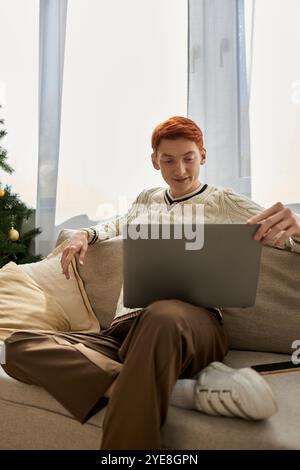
[[122, 223, 262, 309]]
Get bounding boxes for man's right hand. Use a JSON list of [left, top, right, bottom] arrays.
[[60, 230, 89, 279]]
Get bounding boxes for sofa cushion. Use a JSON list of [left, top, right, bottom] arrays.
[[222, 246, 300, 354], [56, 230, 123, 329], [0, 366, 104, 450], [20, 239, 100, 333], [0, 350, 299, 449], [0, 262, 70, 341], [162, 350, 300, 450]]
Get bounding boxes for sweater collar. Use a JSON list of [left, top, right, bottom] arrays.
[[164, 183, 208, 205]]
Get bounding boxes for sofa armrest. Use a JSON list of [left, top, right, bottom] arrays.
[[55, 216, 120, 248], [55, 229, 81, 247]]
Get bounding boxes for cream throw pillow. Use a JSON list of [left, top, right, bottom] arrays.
[[19, 239, 100, 333], [0, 262, 70, 341]]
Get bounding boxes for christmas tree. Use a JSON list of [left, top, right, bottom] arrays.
[[0, 105, 42, 268]]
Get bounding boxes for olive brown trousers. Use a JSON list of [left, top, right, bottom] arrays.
[[1, 299, 228, 450]]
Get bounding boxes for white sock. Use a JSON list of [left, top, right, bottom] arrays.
[[169, 379, 196, 410]]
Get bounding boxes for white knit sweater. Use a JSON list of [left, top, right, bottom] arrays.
[[88, 185, 300, 326]]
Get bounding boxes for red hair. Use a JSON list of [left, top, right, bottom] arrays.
[[151, 116, 206, 158]]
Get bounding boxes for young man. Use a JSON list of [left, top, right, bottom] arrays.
[[3, 116, 300, 450]]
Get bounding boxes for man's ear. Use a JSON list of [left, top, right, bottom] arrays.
[[151, 152, 160, 170]]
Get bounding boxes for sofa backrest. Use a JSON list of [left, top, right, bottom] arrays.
[[57, 231, 300, 353], [222, 245, 300, 355]]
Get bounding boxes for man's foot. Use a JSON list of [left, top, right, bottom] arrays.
[[170, 379, 196, 409], [193, 361, 278, 420]]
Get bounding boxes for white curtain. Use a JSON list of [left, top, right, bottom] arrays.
[[36, 0, 68, 257]]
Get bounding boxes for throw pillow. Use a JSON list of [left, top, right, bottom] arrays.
[[20, 239, 100, 333], [0, 262, 70, 341]]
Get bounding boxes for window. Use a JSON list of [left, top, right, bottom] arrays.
[[55, 0, 188, 227], [245, 0, 300, 207], [188, 0, 251, 196]]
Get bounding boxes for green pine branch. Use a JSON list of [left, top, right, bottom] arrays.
[[0, 149, 14, 175], [21, 227, 43, 247], [0, 105, 14, 175], [18, 254, 43, 265], [0, 104, 43, 267]]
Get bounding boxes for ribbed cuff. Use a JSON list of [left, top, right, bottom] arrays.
[[80, 228, 98, 245]]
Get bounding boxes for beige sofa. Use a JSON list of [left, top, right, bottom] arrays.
[[0, 229, 299, 450]]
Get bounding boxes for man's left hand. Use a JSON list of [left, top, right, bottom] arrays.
[[247, 202, 300, 247]]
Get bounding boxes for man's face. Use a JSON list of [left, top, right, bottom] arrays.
[[151, 138, 205, 198]]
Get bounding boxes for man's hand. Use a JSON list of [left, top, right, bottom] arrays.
[[247, 202, 300, 247], [60, 230, 89, 279]]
